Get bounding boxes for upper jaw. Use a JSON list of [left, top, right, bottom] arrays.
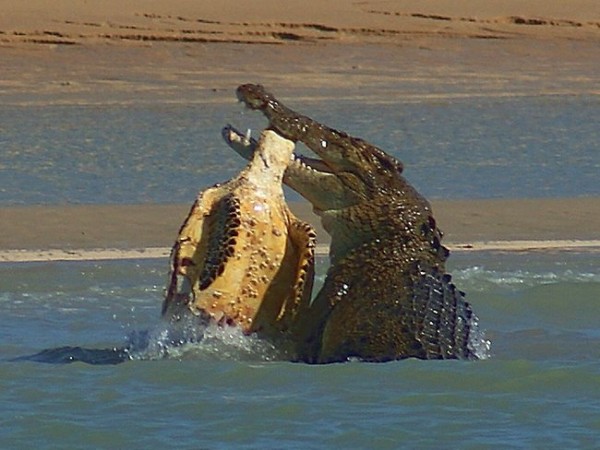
[[235, 85, 358, 175], [231, 83, 384, 209], [236, 84, 272, 110], [235, 84, 401, 178]]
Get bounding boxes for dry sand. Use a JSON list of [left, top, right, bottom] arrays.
[[2, 0, 598, 45], [1, 0, 599, 105], [1, 0, 598, 261]]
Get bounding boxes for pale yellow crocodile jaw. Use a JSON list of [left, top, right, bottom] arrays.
[[162, 130, 315, 343]]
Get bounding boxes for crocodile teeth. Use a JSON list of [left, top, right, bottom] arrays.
[[293, 157, 315, 172], [245, 128, 252, 140]]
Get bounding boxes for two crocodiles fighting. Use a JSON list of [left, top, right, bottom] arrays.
[[162, 84, 488, 363], [21, 84, 487, 364]]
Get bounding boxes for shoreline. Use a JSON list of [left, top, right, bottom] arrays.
[[2, 240, 600, 264], [1, 198, 598, 262]]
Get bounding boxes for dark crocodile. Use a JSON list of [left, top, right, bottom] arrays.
[[223, 84, 489, 363]]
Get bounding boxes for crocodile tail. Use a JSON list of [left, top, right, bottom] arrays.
[[411, 263, 488, 360]]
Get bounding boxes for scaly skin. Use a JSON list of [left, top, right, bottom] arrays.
[[224, 84, 489, 363], [162, 130, 316, 352]]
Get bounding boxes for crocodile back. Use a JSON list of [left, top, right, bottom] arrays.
[[304, 238, 485, 363]]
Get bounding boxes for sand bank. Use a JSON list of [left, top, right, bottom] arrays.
[[1, 0, 598, 106], [1, 198, 598, 262], [3, 240, 600, 263], [2, 0, 598, 46], [3, 241, 600, 263]]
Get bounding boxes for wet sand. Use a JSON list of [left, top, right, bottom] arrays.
[[1, 198, 598, 262]]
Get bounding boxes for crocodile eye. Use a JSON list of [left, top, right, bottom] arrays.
[[372, 151, 403, 175], [428, 215, 436, 230], [383, 157, 402, 174]]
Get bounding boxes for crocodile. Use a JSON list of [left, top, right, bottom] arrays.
[[223, 84, 489, 363], [162, 129, 316, 351], [18, 128, 317, 365]]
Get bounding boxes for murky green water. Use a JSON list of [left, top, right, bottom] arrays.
[[1, 253, 599, 448]]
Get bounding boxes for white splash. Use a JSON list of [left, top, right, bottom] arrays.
[[125, 316, 283, 362]]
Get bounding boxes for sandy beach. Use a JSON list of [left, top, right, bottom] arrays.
[[1, 0, 598, 261], [1, 0, 599, 106]]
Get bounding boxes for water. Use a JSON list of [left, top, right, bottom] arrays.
[[1, 95, 599, 447], [0, 95, 598, 205], [1, 253, 599, 448]]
